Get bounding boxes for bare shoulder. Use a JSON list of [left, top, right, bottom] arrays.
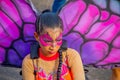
[[63, 48, 80, 57], [66, 48, 79, 54], [22, 54, 32, 63], [62, 48, 82, 67], [24, 54, 31, 60]]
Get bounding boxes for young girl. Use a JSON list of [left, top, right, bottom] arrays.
[[22, 11, 85, 80]]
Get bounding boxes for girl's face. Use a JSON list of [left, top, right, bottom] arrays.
[[34, 27, 62, 57]]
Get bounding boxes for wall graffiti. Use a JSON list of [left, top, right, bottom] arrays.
[[0, 0, 36, 67], [0, 0, 120, 68], [59, 0, 120, 69]]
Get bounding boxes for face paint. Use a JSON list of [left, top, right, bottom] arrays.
[[39, 33, 62, 46], [55, 33, 62, 45]]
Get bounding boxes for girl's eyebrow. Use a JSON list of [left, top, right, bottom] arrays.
[[46, 32, 53, 38], [56, 33, 62, 40]]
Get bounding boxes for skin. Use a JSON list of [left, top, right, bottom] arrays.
[[34, 27, 62, 57]]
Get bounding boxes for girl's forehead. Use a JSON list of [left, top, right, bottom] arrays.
[[43, 27, 62, 32], [42, 28, 62, 39]]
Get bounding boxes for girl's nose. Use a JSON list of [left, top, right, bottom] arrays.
[[51, 42, 57, 48]]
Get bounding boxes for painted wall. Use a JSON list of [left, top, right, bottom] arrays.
[[0, 0, 120, 68], [59, 0, 120, 69]]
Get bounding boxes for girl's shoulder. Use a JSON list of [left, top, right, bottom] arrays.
[[62, 48, 81, 67], [62, 48, 80, 58], [24, 54, 31, 59], [22, 54, 33, 64], [64, 48, 79, 54]]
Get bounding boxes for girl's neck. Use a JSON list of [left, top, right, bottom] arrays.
[[39, 48, 59, 61]]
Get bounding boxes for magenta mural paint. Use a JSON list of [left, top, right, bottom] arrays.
[[0, 0, 120, 68], [0, 0, 36, 67], [59, 0, 120, 69]]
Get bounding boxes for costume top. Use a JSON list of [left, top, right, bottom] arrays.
[[22, 48, 84, 80]]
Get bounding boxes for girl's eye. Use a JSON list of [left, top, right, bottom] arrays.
[[56, 39, 62, 42], [43, 38, 52, 42], [44, 40, 52, 42]]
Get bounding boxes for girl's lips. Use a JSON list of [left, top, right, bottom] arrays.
[[48, 51, 56, 54]]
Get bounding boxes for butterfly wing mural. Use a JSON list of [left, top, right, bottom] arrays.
[[0, 0, 120, 69], [59, 0, 120, 69], [0, 0, 36, 67]]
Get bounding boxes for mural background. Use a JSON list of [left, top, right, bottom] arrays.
[[1, 0, 120, 80]]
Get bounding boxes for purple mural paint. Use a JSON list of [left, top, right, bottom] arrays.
[[59, 0, 120, 69], [0, 0, 120, 68], [0, 0, 36, 67]]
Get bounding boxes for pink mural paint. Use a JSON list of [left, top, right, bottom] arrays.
[[59, 0, 120, 69], [0, 0, 36, 67], [0, 0, 120, 68], [113, 36, 120, 48], [0, 0, 22, 27], [59, 0, 86, 35], [100, 11, 110, 20], [74, 4, 100, 35], [0, 11, 19, 47], [13, 0, 36, 22]]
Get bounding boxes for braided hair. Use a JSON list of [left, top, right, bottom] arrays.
[[57, 49, 63, 80], [36, 10, 64, 80]]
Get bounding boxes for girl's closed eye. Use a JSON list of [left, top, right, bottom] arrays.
[[56, 39, 62, 42], [43, 38, 52, 43]]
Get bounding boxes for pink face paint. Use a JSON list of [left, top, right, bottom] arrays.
[[39, 33, 62, 46], [56, 33, 62, 46]]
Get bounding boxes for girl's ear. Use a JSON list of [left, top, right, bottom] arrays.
[[34, 32, 39, 41]]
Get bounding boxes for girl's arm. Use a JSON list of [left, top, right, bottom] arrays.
[[68, 49, 85, 80], [22, 55, 35, 80]]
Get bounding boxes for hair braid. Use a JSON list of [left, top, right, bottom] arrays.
[[57, 49, 63, 80]]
